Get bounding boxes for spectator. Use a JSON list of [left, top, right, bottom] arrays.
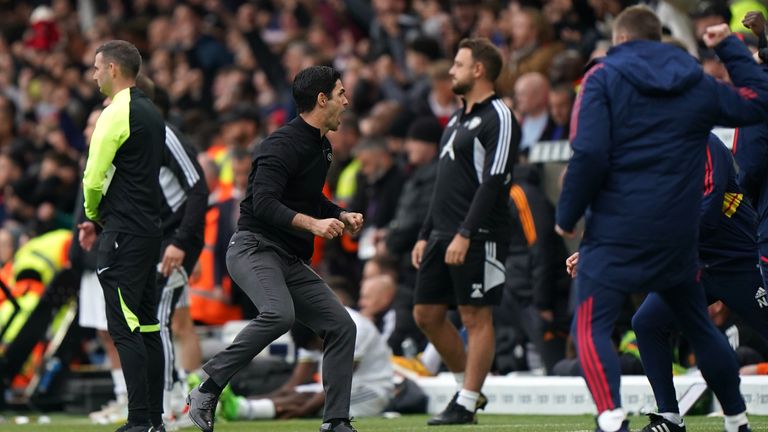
[[514, 72, 553, 153], [498, 7, 564, 94], [349, 137, 406, 261], [410, 60, 460, 126], [385, 116, 442, 276], [546, 84, 574, 141]]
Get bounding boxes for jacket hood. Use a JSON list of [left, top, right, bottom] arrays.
[[601, 40, 703, 95]]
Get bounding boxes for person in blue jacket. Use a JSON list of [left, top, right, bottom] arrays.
[[555, 6, 768, 432], [633, 134, 767, 432], [734, 121, 768, 292]]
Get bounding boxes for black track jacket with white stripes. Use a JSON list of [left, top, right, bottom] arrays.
[[419, 95, 520, 241], [159, 124, 207, 253]]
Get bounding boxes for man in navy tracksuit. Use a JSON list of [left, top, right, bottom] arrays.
[[631, 135, 768, 432], [555, 6, 768, 432], [734, 123, 768, 292]]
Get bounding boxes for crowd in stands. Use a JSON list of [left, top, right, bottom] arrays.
[[3, 0, 768, 406]]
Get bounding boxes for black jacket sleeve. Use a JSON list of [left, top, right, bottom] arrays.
[[251, 139, 299, 227]]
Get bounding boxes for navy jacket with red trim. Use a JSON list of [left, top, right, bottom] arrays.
[[557, 36, 768, 255], [733, 122, 768, 245], [699, 134, 757, 269]]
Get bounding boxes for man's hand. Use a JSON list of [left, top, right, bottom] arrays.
[[555, 224, 576, 239], [703, 23, 732, 48], [311, 218, 345, 239], [411, 239, 428, 269], [339, 211, 364, 235], [743, 11, 767, 37], [160, 244, 186, 277], [78, 221, 97, 251], [445, 233, 470, 266], [566, 252, 579, 278]]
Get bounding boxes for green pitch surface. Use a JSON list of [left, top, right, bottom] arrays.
[[2, 414, 767, 431]]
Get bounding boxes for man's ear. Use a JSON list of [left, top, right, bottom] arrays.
[[614, 31, 629, 45], [473, 61, 484, 80], [317, 92, 327, 108]]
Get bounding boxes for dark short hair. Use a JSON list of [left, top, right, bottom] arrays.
[[614, 5, 662, 42], [292, 66, 341, 114], [458, 38, 503, 82], [95, 40, 142, 79], [690, 0, 731, 23]]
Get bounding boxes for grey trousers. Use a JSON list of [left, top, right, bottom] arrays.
[[202, 230, 356, 421]]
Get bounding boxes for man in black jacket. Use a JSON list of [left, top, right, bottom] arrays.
[[187, 66, 363, 432], [496, 165, 571, 375]]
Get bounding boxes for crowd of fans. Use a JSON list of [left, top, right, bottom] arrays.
[[3, 0, 768, 388]]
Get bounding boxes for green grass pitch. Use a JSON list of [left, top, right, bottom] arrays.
[[1, 414, 767, 431]]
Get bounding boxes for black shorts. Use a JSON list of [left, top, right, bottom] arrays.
[[415, 235, 508, 306]]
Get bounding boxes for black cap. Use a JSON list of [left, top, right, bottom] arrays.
[[406, 116, 443, 145]]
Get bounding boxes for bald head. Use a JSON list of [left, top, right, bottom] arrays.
[[514, 72, 550, 116], [358, 274, 397, 319]]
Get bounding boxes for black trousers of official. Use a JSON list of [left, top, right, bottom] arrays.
[[203, 230, 356, 422], [98, 231, 164, 425]]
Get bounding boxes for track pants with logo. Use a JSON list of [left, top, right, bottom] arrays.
[[97, 231, 163, 425], [573, 243, 745, 416], [634, 259, 768, 413]]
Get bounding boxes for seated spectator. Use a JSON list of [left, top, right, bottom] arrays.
[[385, 116, 442, 284], [360, 256, 426, 356], [497, 6, 564, 95], [514, 72, 554, 154], [545, 84, 574, 141], [349, 137, 405, 261]]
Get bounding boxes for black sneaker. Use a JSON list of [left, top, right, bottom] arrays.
[[149, 424, 166, 432], [427, 393, 477, 425], [641, 413, 685, 432], [595, 419, 630, 432], [732, 426, 752, 432], [187, 386, 218, 432], [319, 418, 357, 432], [115, 422, 152, 432]]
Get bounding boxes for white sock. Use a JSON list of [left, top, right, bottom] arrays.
[[453, 372, 465, 391], [659, 412, 684, 426], [421, 344, 442, 374], [111, 369, 127, 399], [244, 398, 276, 419], [724, 411, 748, 432], [456, 389, 479, 412], [597, 408, 626, 432]]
